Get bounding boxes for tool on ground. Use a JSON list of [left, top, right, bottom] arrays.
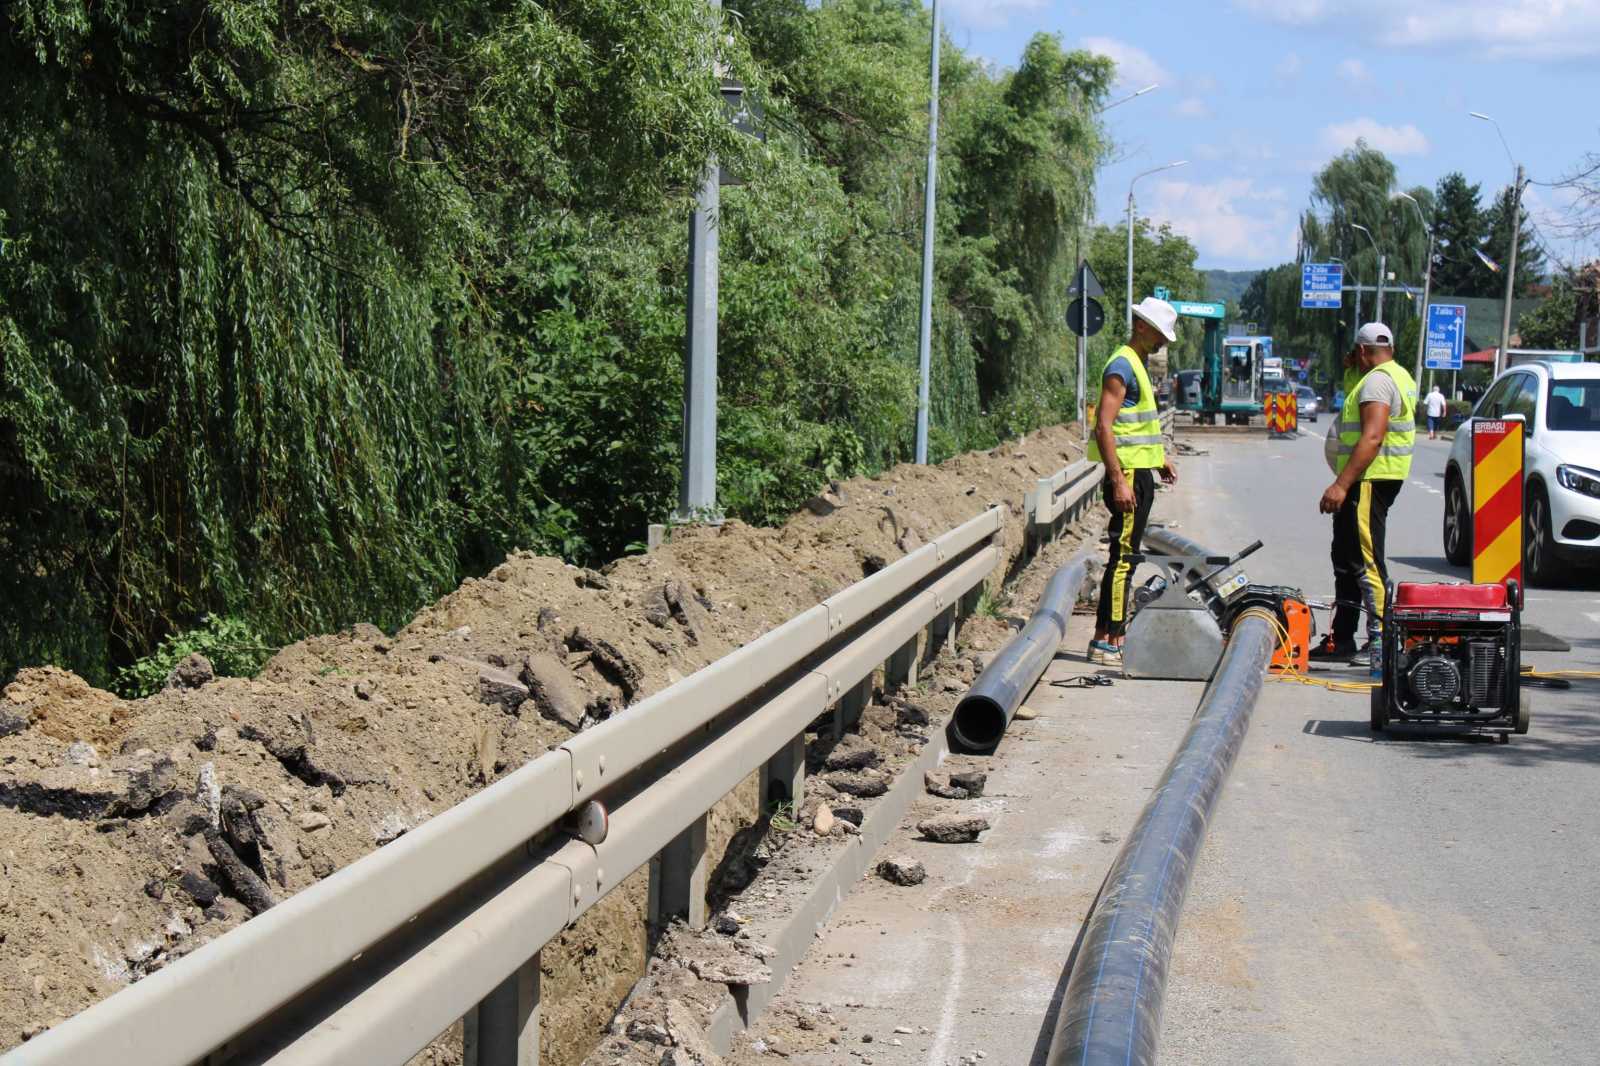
[[1225, 585, 1312, 674], [1371, 580, 1530, 741], [1049, 675, 1116, 689]]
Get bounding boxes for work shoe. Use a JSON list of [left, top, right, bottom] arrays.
[[1307, 636, 1358, 662], [1088, 640, 1122, 667]]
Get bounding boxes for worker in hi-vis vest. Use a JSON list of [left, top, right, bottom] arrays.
[[1313, 321, 1418, 676], [1087, 297, 1180, 667]]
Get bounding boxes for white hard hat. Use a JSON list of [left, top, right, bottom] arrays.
[[1356, 321, 1393, 346], [1131, 297, 1179, 343]]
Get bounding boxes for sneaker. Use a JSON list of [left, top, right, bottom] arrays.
[[1308, 636, 1358, 662], [1087, 639, 1118, 665]]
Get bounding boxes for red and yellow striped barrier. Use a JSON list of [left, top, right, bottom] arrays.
[[1265, 391, 1298, 436], [1471, 417, 1524, 585]]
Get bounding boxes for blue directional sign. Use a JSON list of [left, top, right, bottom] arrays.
[[1425, 303, 1467, 370], [1301, 262, 1343, 309]]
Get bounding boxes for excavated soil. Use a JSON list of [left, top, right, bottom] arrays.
[[0, 424, 1097, 1061]]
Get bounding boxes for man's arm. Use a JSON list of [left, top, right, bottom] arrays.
[[1095, 376, 1136, 512]]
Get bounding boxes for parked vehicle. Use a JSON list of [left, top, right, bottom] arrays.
[[1443, 361, 1600, 584], [1295, 385, 1320, 423]]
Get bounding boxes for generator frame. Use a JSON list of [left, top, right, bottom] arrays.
[[1372, 579, 1530, 740]]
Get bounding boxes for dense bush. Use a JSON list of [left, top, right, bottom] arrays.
[[1, 0, 1115, 684]]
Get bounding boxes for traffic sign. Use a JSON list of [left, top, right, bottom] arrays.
[[1301, 262, 1343, 309], [1153, 286, 1171, 301], [1067, 297, 1105, 337], [1471, 416, 1524, 586], [1068, 260, 1105, 299], [1425, 303, 1466, 371]]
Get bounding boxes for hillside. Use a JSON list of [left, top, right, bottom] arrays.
[[1202, 268, 1259, 308]]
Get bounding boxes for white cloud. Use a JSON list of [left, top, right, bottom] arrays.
[[1231, 0, 1600, 60], [1081, 36, 1172, 89], [1275, 51, 1304, 79], [1320, 118, 1432, 156], [942, 0, 1049, 32], [1142, 179, 1297, 265], [1174, 97, 1211, 119], [1337, 58, 1370, 85]]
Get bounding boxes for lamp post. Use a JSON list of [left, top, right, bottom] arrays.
[[1396, 191, 1437, 382], [1126, 160, 1187, 333], [913, 0, 941, 464], [1471, 112, 1523, 378], [1074, 84, 1159, 443], [1351, 222, 1385, 323]]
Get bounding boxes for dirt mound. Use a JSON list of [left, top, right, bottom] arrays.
[[0, 424, 1091, 1060]]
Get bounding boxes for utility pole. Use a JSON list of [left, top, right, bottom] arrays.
[[679, 0, 723, 520], [1375, 251, 1386, 323], [1496, 164, 1525, 378], [913, 0, 940, 464]]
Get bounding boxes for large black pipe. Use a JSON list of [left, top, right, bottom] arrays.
[[949, 556, 1088, 753], [1044, 610, 1276, 1066]]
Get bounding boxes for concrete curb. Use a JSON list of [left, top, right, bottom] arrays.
[[705, 720, 953, 1052]]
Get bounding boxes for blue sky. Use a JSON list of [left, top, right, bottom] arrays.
[[935, 0, 1600, 272]]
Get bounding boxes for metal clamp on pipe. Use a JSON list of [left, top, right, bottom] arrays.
[[949, 556, 1089, 753]]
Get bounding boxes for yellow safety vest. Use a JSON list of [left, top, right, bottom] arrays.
[[1337, 360, 1417, 481], [1089, 346, 1166, 470]]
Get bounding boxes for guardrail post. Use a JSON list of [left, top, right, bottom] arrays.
[[885, 634, 920, 689], [929, 603, 958, 656], [656, 814, 709, 931], [463, 952, 541, 1066], [761, 733, 806, 808], [1034, 476, 1053, 545], [837, 676, 871, 734]]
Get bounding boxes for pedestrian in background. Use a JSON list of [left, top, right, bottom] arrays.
[[1425, 383, 1447, 440], [1312, 322, 1418, 676], [1087, 297, 1180, 667]]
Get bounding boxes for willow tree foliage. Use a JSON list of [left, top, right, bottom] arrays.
[[2, 0, 1109, 684]]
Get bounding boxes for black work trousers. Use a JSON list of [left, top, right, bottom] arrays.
[[1330, 479, 1403, 645], [1098, 468, 1156, 638]]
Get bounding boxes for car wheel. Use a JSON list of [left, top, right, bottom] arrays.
[[1525, 486, 1556, 587], [1443, 472, 1471, 566]]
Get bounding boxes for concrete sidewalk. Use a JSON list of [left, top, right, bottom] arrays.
[[725, 611, 1207, 1066]]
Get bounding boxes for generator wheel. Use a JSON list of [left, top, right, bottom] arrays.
[[1370, 686, 1388, 732], [1514, 691, 1532, 735]]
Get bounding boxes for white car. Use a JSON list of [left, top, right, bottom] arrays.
[[1443, 361, 1600, 584], [1295, 385, 1320, 423]]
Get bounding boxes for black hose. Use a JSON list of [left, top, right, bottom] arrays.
[[949, 556, 1088, 753], [1044, 611, 1276, 1066]]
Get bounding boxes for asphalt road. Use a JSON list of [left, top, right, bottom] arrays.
[[1158, 427, 1600, 1064], [730, 427, 1600, 1066]]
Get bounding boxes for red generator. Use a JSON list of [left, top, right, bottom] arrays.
[[1373, 581, 1530, 741]]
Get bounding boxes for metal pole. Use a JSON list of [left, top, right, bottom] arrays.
[[678, 0, 723, 520], [1496, 165, 1524, 378], [914, 0, 941, 464], [1125, 185, 1136, 334], [1414, 231, 1435, 382], [1375, 251, 1386, 323]]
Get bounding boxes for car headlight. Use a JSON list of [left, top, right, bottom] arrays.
[[1556, 464, 1600, 499]]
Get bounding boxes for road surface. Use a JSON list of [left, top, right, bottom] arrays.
[[735, 429, 1600, 1065]]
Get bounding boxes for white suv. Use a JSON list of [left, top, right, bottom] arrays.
[[1443, 361, 1600, 584]]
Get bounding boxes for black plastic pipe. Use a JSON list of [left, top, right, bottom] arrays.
[[1044, 610, 1276, 1066], [949, 556, 1088, 753]]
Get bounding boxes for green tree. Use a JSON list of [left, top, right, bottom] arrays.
[[1084, 218, 1204, 373], [1517, 277, 1579, 349], [1479, 183, 1547, 298], [1431, 171, 1487, 296]]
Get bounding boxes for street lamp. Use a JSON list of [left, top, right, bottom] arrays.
[[1471, 111, 1524, 377], [1126, 160, 1188, 332], [1351, 222, 1386, 323], [1098, 83, 1159, 115], [914, 0, 942, 464], [1395, 192, 1435, 380]]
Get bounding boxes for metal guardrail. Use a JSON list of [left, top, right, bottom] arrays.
[[7, 509, 1008, 1066], [1025, 460, 1103, 545]]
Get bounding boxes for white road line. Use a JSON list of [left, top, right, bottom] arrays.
[[924, 914, 966, 1066]]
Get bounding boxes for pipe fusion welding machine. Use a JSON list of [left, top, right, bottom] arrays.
[[1119, 533, 1312, 681]]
